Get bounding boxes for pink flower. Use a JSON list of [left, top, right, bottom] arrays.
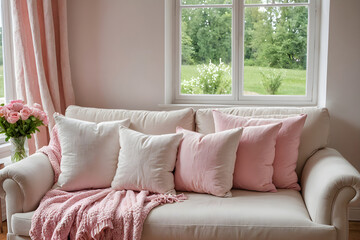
[[5, 100, 25, 112], [41, 114, 49, 126], [11, 102, 24, 112], [0, 106, 9, 117], [10, 100, 24, 104], [20, 107, 32, 120], [33, 103, 42, 110], [4, 103, 12, 110], [31, 108, 41, 118], [7, 112, 20, 124]]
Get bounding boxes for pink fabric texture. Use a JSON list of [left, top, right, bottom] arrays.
[[38, 126, 61, 183], [175, 127, 243, 197], [32, 126, 186, 240], [30, 189, 186, 240], [213, 110, 281, 192], [225, 114, 307, 190], [11, 0, 75, 153]]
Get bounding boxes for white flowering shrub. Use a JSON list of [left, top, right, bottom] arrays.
[[182, 60, 231, 95]]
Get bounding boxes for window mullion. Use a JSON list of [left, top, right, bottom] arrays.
[[238, 0, 245, 100], [232, 0, 238, 101], [306, 0, 317, 102], [175, 0, 181, 101]]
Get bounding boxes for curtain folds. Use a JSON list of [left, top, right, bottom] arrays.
[[10, 0, 75, 153]]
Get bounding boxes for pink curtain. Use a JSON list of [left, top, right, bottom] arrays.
[[11, 0, 75, 153]]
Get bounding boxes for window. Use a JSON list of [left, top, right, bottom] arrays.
[[172, 0, 318, 105], [0, 0, 15, 148]]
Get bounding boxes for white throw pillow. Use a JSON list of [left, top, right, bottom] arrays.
[[111, 127, 183, 194], [55, 114, 130, 191]]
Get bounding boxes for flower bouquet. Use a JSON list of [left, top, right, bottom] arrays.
[[0, 100, 48, 162]]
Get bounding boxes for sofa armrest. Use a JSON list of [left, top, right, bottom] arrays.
[[0, 152, 54, 213], [301, 148, 360, 240]]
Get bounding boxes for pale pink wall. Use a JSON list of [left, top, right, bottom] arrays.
[[67, 0, 360, 172], [326, 0, 360, 172], [67, 0, 165, 110]]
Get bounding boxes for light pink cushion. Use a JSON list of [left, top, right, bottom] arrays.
[[222, 114, 307, 190], [213, 110, 282, 192], [175, 127, 243, 197]]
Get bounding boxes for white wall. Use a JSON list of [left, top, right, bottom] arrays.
[[325, 0, 360, 172], [67, 0, 360, 175], [68, 0, 165, 110]]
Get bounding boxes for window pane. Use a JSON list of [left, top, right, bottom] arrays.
[[181, 0, 232, 6], [181, 7, 232, 95], [245, 0, 308, 4], [243, 6, 308, 95]]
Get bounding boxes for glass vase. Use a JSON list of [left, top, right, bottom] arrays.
[[10, 136, 28, 163]]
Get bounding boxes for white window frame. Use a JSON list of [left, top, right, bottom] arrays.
[[2, 0, 15, 103], [170, 0, 320, 106], [0, 0, 15, 149]]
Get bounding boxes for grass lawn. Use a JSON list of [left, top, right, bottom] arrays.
[[181, 65, 306, 95]]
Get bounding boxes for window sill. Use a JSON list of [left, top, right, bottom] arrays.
[[0, 142, 11, 159], [159, 103, 263, 110], [158, 102, 318, 110]]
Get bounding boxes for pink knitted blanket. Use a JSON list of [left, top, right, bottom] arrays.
[[31, 127, 186, 240]]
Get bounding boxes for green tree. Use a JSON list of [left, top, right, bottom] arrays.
[[181, 22, 195, 64], [245, 6, 308, 70], [181, 2, 232, 64]]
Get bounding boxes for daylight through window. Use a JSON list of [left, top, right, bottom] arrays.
[[175, 0, 317, 104]]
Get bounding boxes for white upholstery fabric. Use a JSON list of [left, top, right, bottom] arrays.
[[112, 127, 183, 194], [301, 148, 360, 226], [7, 234, 30, 240], [0, 153, 54, 211], [4, 179, 23, 234], [11, 211, 33, 237], [10, 190, 336, 240], [55, 115, 130, 191], [0, 153, 53, 234], [2, 106, 359, 240], [195, 107, 330, 177], [65, 105, 195, 134], [142, 190, 335, 240]]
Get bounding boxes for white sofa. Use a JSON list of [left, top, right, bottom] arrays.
[[1, 105, 359, 240]]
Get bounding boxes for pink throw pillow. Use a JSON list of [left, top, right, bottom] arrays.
[[175, 127, 243, 197], [213, 110, 282, 192], [215, 112, 307, 190]]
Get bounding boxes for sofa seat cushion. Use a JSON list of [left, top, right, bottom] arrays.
[[142, 189, 336, 240], [12, 211, 33, 237], [12, 190, 335, 240]]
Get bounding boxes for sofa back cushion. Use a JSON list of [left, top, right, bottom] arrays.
[[196, 107, 330, 177], [55, 115, 130, 191], [175, 127, 243, 197], [65, 105, 195, 134]]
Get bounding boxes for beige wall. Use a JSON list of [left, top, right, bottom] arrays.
[[68, 0, 165, 110], [67, 0, 360, 173], [325, 0, 360, 172]]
